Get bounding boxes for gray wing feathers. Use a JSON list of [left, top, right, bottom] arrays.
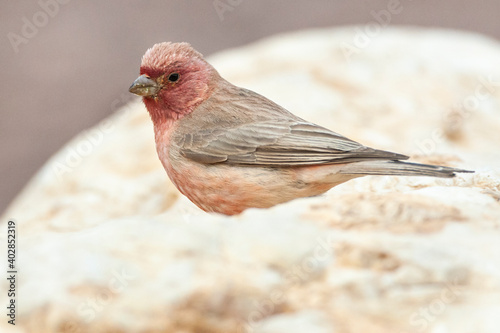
[[176, 85, 409, 167], [179, 120, 409, 166], [339, 160, 474, 178]]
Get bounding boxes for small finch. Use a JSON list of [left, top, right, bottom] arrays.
[[129, 42, 472, 215]]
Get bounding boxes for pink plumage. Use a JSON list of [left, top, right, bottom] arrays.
[[129, 42, 472, 215]]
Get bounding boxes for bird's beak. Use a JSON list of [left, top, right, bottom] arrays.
[[129, 74, 161, 97]]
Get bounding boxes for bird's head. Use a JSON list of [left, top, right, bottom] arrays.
[[129, 42, 217, 123]]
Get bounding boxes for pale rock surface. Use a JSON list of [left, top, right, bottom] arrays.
[[1, 27, 500, 333]]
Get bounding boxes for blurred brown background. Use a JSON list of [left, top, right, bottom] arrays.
[[1, 1, 499, 213]]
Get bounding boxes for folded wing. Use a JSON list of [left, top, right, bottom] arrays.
[[177, 119, 409, 166]]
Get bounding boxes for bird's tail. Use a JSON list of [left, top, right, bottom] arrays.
[[339, 160, 473, 178]]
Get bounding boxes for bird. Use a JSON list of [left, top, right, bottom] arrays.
[[129, 42, 472, 215]]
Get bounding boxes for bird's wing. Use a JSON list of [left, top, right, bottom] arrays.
[[176, 119, 409, 166]]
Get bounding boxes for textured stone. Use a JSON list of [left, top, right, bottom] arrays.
[[1, 27, 500, 332]]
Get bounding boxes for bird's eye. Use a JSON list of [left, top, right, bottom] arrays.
[[168, 73, 180, 82]]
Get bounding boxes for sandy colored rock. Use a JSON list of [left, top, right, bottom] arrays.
[[1, 27, 500, 333]]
